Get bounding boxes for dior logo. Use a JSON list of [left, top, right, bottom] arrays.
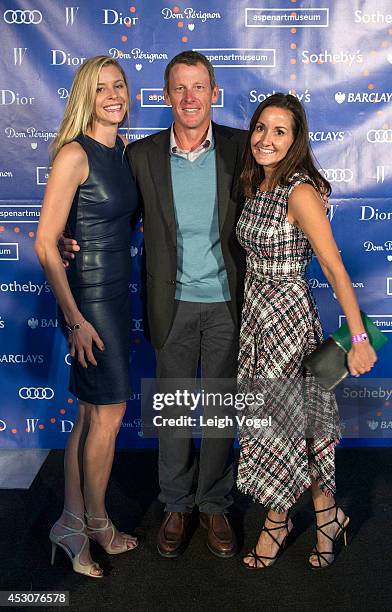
[[51, 50, 86, 66], [0, 90, 35, 106], [102, 9, 138, 26]]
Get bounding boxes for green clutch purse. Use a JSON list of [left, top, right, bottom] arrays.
[[303, 312, 388, 390]]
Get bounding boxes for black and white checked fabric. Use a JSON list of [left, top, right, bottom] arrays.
[[236, 173, 340, 512]]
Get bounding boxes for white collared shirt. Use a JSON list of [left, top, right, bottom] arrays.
[[170, 122, 214, 162]]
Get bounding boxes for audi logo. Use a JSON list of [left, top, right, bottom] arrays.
[[3, 10, 42, 24], [19, 387, 54, 400], [367, 129, 392, 144], [321, 169, 353, 183]]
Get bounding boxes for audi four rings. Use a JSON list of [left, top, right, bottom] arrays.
[[19, 387, 54, 399], [3, 10, 43, 24], [321, 169, 354, 182], [367, 130, 392, 143]]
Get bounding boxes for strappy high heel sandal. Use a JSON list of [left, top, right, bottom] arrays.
[[49, 509, 103, 578], [309, 504, 350, 570], [242, 514, 293, 570], [86, 512, 139, 555]]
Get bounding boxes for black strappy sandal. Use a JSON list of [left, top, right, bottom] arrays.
[[309, 504, 350, 570], [243, 515, 292, 570]]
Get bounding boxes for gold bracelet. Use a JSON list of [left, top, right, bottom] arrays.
[[65, 319, 85, 333]]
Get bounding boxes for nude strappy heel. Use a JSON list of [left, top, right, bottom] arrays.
[[86, 512, 138, 555], [49, 510, 103, 578]]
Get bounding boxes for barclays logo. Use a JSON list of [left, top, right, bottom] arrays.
[[335, 91, 392, 103], [27, 317, 58, 328], [367, 420, 379, 430], [0, 90, 35, 106], [0, 354, 44, 364], [19, 387, 54, 400], [309, 131, 345, 142], [0, 316, 5, 329]]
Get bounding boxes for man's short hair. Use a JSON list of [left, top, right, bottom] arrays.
[[164, 50, 216, 90]]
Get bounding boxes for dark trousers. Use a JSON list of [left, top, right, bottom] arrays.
[[155, 300, 238, 514]]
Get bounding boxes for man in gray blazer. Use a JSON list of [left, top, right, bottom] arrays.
[[127, 51, 246, 559], [64, 51, 247, 559]]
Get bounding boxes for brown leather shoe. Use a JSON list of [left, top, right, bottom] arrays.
[[199, 512, 237, 558], [157, 511, 192, 558]]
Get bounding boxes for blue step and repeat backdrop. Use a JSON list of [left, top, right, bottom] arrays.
[[0, 0, 391, 449]]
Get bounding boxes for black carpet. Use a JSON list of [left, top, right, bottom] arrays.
[[1, 448, 392, 612]]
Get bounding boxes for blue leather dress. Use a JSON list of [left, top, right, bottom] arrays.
[[66, 134, 138, 404]]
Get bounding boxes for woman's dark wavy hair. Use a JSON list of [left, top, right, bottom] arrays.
[[240, 93, 331, 198]]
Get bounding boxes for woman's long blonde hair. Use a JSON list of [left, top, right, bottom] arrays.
[[51, 55, 129, 160]]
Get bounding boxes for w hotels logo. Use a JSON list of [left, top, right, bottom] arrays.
[[13, 48, 27, 66], [65, 6, 79, 26]]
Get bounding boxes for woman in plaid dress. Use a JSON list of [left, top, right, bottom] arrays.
[[237, 94, 376, 570]]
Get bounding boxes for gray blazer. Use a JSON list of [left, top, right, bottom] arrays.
[[126, 122, 247, 348]]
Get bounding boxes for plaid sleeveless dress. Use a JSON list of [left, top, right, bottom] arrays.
[[236, 172, 340, 512]]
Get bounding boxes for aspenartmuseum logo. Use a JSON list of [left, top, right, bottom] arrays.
[[194, 48, 275, 68], [0, 243, 19, 261], [140, 88, 224, 107], [0, 205, 40, 223], [245, 8, 329, 28]]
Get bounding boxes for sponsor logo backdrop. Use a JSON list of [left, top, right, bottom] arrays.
[[0, 0, 391, 448]]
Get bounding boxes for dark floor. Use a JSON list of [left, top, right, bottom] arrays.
[[0, 448, 392, 612]]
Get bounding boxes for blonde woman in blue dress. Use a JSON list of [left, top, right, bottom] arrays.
[[36, 56, 138, 578]]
